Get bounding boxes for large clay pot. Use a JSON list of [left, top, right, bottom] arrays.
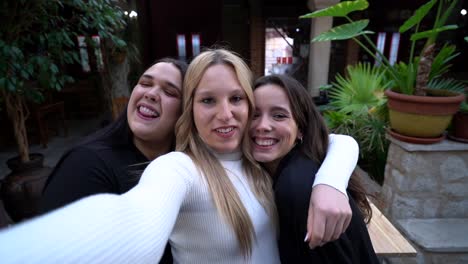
[[0, 153, 52, 222], [450, 111, 468, 143], [385, 89, 465, 143]]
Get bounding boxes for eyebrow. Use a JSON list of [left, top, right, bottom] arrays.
[[196, 87, 244, 97], [269, 105, 290, 113], [140, 74, 181, 90]]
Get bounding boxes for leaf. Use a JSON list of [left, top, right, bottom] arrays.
[[312, 20, 373, 42], [465, 36, 468, 42], [427, 78, 465, 93], [300, 0, 368, 18], [410, 25, 458, 41], [50, 64, 59, 74], [430, 44, 459, 80], [399, 0, 437, 33]]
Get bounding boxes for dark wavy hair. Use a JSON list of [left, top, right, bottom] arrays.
[[42, 58, 188, 191], [253, 74, 372, 223], [91, 57, 188, 147]]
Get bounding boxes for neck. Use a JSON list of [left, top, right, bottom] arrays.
[[133, 136, 172, 160]]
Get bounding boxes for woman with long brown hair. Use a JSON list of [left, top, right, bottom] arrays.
[[251, 74, 379, 263]]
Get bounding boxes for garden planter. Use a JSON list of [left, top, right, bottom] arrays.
[[449, 111, 468, 143], [0, 153, 52, 222], [385, 89, 465, 143]]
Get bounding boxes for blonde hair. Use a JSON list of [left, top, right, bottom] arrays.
[[175, 49, 276, 257]]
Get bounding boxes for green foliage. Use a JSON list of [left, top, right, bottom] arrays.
[[430, 44, 460, 80], [312, 20, 374, 42], [460, 102, 468, 113], [0, 0, 127, 102], [300, 0, 368, 18], [427, 78, 466, 93], [328, 63, 390, 115], [324, 110, 388, 183], [300, 0, 461, 96], [399, 0, 437, 33], [323, 63, 390, 182], [411, 25, 458, 41]]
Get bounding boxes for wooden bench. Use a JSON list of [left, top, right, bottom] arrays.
[[368, 201, 417, 257]]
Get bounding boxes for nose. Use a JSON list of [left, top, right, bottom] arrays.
[[254, 115, 272, 132], [216, 100, 234, 122], [144, 87, 161, 102]]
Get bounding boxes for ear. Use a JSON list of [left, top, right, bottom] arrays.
[[297, 130, 303, 141]]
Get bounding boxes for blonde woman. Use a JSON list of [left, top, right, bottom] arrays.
[[0, 49, 357, 263]]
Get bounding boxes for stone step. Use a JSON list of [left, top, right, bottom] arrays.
[[397, 218, 468, 253]]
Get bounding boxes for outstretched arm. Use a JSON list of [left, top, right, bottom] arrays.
[[0, 153, 191, 263], [305, 134, 359, 248]]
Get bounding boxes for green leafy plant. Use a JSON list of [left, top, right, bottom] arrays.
[[328, 62, 390, 115], [460, 101, 468, 113], [322, 63, 390, 182], [0, 0, 127, 162], [301, 0, 463, 96]]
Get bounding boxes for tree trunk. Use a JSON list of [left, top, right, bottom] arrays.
[[415, 44, 436, 96], [1, 89, 30, 163]]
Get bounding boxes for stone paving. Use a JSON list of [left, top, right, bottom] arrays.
[[0, 118, 103, 180]]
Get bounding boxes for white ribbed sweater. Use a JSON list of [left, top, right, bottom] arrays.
[[0, 134, 358, 263], [0, 151, 280, 264]]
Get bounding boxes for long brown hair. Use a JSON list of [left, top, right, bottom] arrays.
[[175, 49, 276, 257], [253, 74, 372, 223]]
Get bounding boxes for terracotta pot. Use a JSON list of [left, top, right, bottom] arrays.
[[385, 89, 465, 142], [0, 153, 52, 222], [450, 111, 468, 143]]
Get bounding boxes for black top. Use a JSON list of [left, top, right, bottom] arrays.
[[274, 147, 379, 264], [40, 139, 173, 264]]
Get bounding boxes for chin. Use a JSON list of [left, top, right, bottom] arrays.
[[253, 153, 274, 163]]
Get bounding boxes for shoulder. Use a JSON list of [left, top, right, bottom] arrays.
[[58, 145, 107, 167], [278, 150, 319, 177], [142, 152, 197, 185]]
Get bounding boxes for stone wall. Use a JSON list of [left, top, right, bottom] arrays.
[[381, 136, 468, 264], [382, 138, 468, 219]]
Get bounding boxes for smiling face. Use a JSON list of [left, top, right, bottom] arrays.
[[127, 62, 182, 149], [193, 64, 249, 154], [250, 84, 302, 173]]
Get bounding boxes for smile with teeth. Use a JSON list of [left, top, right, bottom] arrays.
[[215, 127, 234, 133], [138, 105, 159, 118], [254, 138, 278, 146]]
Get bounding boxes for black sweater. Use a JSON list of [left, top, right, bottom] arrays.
[[40, 139, 173, 264], [274, 147, 379, 264]]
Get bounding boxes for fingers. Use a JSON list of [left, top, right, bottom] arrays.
[[306, 184, 353, 248], [331, 214, 346, 241], [306, 207, 326, 249]]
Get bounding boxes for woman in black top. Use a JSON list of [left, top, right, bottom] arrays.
[[40, 58, 188, 263], [250, 74, 379, 263]]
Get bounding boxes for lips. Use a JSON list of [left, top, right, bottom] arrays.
[[252, 137, 278, 149], [137, 104, 160, 119], [214, 126, 236, 138]]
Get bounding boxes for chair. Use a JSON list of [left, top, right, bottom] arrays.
[[112, 96, 129, 120]]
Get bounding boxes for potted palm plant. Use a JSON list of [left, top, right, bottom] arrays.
[[301, 0, 465, 144]]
